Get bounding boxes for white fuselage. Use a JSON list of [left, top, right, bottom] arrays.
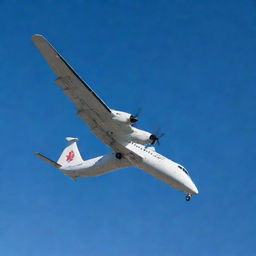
[[61, 142, 198, 195], [126, 142, 198, 195]]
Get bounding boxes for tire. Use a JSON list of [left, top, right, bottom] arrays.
[[115, 153, 122, 159], [186, 195, 191, 201]]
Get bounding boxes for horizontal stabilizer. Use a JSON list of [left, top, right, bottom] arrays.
[[35, 153, 61, 168]]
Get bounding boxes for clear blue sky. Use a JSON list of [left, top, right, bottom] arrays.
[[0, 1, 255, 255]]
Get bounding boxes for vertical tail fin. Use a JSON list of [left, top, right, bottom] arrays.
[[57, 137, 83, 167]]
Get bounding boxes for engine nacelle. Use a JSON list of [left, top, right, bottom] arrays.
[[111, 110, 138, 124], [129, 127, 155, 145]]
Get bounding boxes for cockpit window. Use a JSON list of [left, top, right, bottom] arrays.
[[178, 165, 189, 175], [183, 168, 188, 174]]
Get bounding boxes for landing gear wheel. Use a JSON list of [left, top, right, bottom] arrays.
[[185, 194, 191, 201], [115, 153, 122, 159]]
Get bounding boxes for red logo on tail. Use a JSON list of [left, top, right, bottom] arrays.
[[66, 151, 75, 162]]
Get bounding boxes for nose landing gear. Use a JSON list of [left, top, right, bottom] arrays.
[[185, 194, 191, 201]]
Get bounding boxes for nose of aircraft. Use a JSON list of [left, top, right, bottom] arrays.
[[189, 181, 199, 195]]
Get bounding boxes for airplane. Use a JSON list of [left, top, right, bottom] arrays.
[[32, 34, 199, 201]]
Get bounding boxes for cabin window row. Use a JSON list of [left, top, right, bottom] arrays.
[[131, 142, 163, 159]]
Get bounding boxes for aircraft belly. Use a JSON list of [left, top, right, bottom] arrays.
[[138, 157, 187, 192], [64, 153, 132, 178]]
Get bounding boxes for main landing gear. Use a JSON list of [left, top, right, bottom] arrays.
[[115, 152, 122, 159], [185, 194, 191, 202]]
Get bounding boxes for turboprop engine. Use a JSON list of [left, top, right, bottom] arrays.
[[111, 110, 138, 124], [111, 110, 161, 145], [129, 127, 160, 145]]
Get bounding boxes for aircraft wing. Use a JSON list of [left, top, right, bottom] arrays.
[[32, 35, 111, 124], [32, 35, 141, 163]]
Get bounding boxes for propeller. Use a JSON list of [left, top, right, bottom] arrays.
[[149, 129, 165, 145], [130, 108, 142, 125]]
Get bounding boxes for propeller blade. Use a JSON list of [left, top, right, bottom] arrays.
[[131, 107, 142, 126], [150, 130, 165, 145], [134, 107, 142, 118]]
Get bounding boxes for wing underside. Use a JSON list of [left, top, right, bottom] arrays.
[[32, 35, 111, 121], [32, 35, 142, 163]]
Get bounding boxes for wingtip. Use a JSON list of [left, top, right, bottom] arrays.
[[32, 34, 43, 38], [31, 34, 46, 43]]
